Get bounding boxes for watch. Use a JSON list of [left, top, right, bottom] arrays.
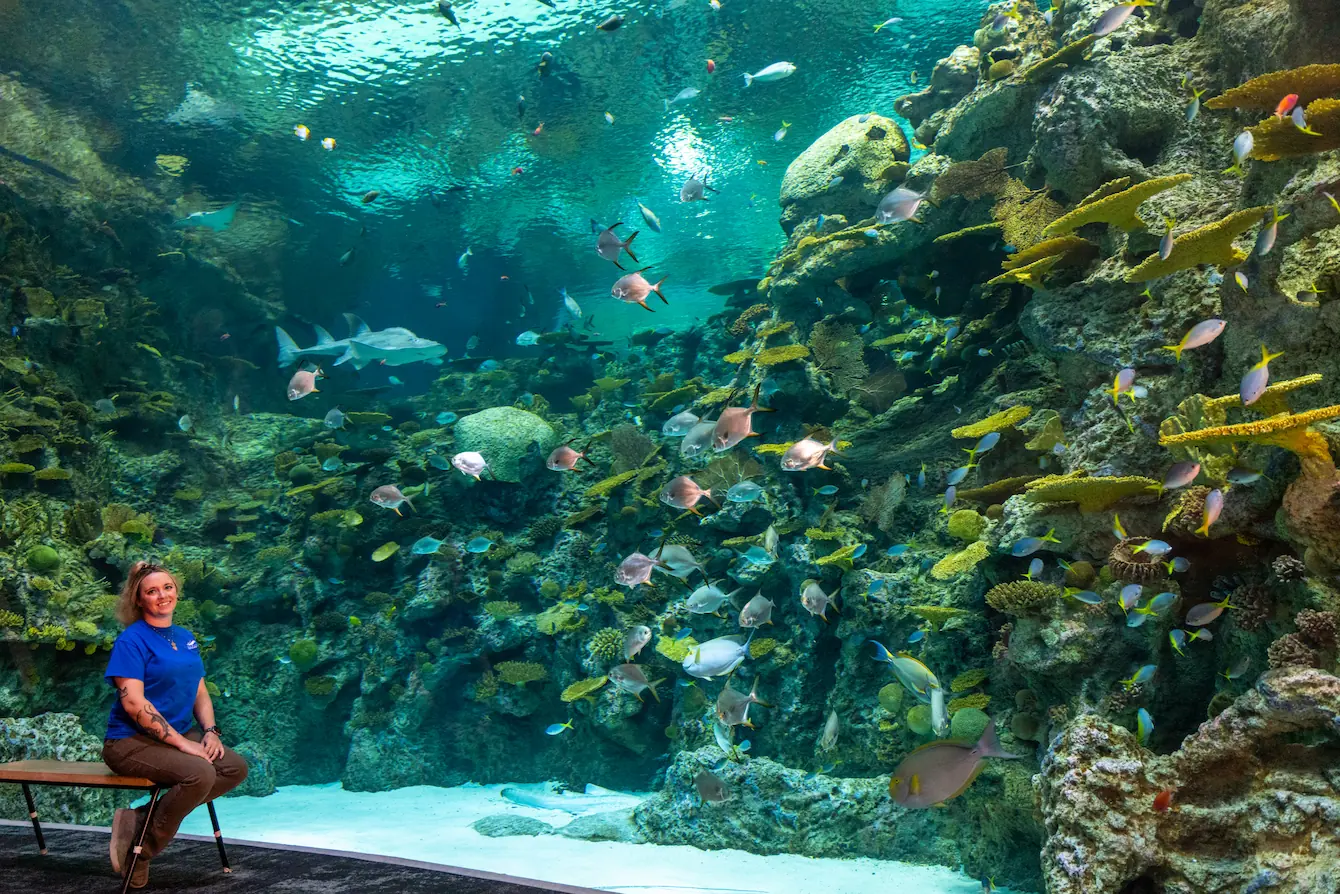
[[202, 725, 222, 737]]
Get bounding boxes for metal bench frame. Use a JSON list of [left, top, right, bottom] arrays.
[[0, 760, 231, 893]]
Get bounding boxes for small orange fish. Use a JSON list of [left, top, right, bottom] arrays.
[[1153, 788, 1175, 812], [512, 166, 524, 175], [756, 160, 768, 166], [707, 59, 716, 74], [1275, 94, 1300, 118], [532, 122, 545, 136], [321, 137, 336, 150]]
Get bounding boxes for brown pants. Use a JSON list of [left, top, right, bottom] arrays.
[[102, 729, 249, 860]]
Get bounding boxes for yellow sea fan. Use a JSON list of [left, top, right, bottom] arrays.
[[1125, 206, 1270, 282], [952, 405, 1032, 438], [1247, 99, 1340, 161], [1024, 474, 1160, 513], [1205, 64, 1340, 111], [930, 541, 990, 580], [1044, 174, 1193, 237]]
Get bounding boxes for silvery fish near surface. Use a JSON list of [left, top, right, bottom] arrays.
[[172, 202, 239, 232], [680, 176, 719, 202], [596, 222, 640, 269], [665, 87, 700, 110], [637, 202, 662, 233], [611, 270, 668, 311]]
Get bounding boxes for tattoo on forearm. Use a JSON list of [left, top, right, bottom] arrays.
[[133, 701, 177, 742]]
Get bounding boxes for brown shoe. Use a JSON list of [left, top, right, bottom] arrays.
[[127, 853, 150, 889], [110, 808, 136, 875]]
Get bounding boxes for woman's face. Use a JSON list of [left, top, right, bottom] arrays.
[[137, 571, 178, 619]]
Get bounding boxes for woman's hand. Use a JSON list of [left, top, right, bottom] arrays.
[[177, 738, 213, 761], [201, 731, 225, 761]]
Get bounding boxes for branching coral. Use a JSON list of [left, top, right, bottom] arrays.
[[932, 147, 1010, 202], [907, 605, 969, 628], [952, 406, 1032, 438], [1025, 473, 1160, 513], [496, 661, 548, 686], [726, 344, 811, 367], [934, 222, 1004, 244], [587, 627, 625, 660], [1205, 64, 1340, 111], [816, 543, 862, 570], [584, 470, 638, 500], [1076, 178, 1132, 206], [950, 668, 990, 692], [986, 581, 1062, 614], [561, 676, 608, 702], [947, 694, 992, 714], [1021, 33, 1098, 83], [1002, 236, 1098, 271], [730, 304, 770, 335], [1044, 175, 1193, 237], [1158, 405, 1340, 480], [1126, 207, 1270, 282], [955, 475, 1040, 503], [1247, 99, 1340, 161], [930, 541, 990, 580], [987, 255, 1062, 290], [536, 602, 585, 635]]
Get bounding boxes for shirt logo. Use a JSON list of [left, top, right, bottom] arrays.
[[187, 639, 198, 650]]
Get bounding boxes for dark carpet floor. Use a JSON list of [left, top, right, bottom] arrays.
[[0, 822, 600, 893]]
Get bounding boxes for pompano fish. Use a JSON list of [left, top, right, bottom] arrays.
[[780, 437, 840, 471], [369, 484, 413, 515], [324, 407, 346, 429], [680, 176, 719, 202], [686, 582, 741, 615], [743, 61, 797, 86], [662, 410, 701, 437], [608, 663, 662, 701], [547, 443, 593, 471], [800, 580, 839, 621], [287, 367, 322, 401], [624, 625, 652, 660], [611, 270, 668, 311], [172, 202, 239, 232], [680, 421, 718, 457], [596, 223, 640, 270], [660, 475, 717, 514], [876, 187, 927, 224], [615, 552, 662, 587], [716, 678, 769, 727], [652, 543, 704, 579], [1092, 0, 1154, 37], [738, 594, 774, 627], [1163, 318, 1225, 362], [682, 632, 753, 679], [451, 451, 489, 480], [713, 385, 771, 451], [889, 721, 1020, 809]]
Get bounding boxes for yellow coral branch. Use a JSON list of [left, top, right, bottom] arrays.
[[1125, 206, 1270, 282], [1044, 174, 1193, 237], [1247, 99, 1340, 161], [1002, 236, 1097, 271], [1205, 64, 1340, 111], [952, 406, 1032, 438], [1024, 474, 1160, 513], [1158, 406, 1340, 479]]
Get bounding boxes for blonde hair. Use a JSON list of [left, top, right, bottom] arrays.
[[115, 561, 180, 627]]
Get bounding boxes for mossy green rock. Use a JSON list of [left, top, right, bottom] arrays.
[[878, 683, 905, 713], [780, 114, 911, 234], [24, 545, 60, 573], [907, 703, 933, 735], [454, 407, 558, 483], [289, 638, 319, 669], [950, 707, 990, 742]]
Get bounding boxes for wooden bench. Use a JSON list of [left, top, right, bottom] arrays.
[[0, 760, 230, 893]]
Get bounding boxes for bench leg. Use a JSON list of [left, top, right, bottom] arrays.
[[120, 787, 161, 894], [206, 800, 231, 873], [20, 783, 46, 855]]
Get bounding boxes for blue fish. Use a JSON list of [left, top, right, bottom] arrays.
[[898, 351, 918, 362], [1025, 557, 1043, 579], [947, 465, 973, 486], [321, 457, 343, 471], [1136, 708, 1153, 746], [852, 543, 867, 558], [942, 486, 956, 510], [972, 432, 1001, 455], [412, 535, 446, 555], [813, 485, 839, 496], [428, 454, 451, 471], [742, 545, 775, 565], [907, 628, 926, 643], [545, 721, 574, 736], [816, 213, 827, 231], [436, 411, 458, 424], [466, 537, 493, 553], [1010, 528, 1059, 557], [916, 464, 926, 489], [1065, 589, 1102, 605], [886, 544, 909, 557], [866, 579, 885, 598], [672, 627, 695, 640]]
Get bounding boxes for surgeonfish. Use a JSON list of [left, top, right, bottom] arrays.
[[871, 641, 940, 702], [695, 770, 729, 802], [889, 721, 1020, 809]]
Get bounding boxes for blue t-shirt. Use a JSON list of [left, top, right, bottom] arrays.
[[104, 621, 205, 740]]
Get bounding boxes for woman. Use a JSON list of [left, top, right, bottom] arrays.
[[102, 561, 248, 888]]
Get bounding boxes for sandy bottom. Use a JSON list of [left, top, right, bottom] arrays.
[[173, 781, 1030, 893]]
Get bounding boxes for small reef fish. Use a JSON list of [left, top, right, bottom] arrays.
[[624, 625, 652, 660], [545, 721, 573, 736], [1185, 593, 1233, 627], [1119, 664, 1157, 690], [611, 270, 668, 311], [427, 454, 452, 471], [1163, 319, 1225, 362], [1197, 488, 1224, 536], [1227, 130, 1254, 175], [660, 475, 717, 514], [1235, 271, 1249, 291], [1024, 558, 1044, 580], [889, 722, 1020, 809], [870, 642, 939, 700], [596, 223, 640, 270], [411, 535, 445, 555], [1153, 788, 1175, 812], [1185, 87, 1206, 122], [615, 552, 662, 587], [172, 203, 239, 232], [876, 186, 927, 224], [947, 465, 973, 486], [942, 486, 956, 512], [1065, 588, 1103, 605], [1221, 655, 1252, 681], [968, 431, 1000, 458], [874, 16, 902, 31], [1107, 367, 1136, 404], [361, 189, 380, 204], [1010, 528, 1059, 557], [324, 408, 346, 429], [466, 537, 493, 553], [451, 451, 489, 480], [294, 124, 310, 140], [1169, 627, 1211, 655], [726, 481, 765, 503], [665, 87, 701, 110], [662, 410, 701, 436], [814, 485, 839, 496], [609, 663, 662, 701], [597, 14, 624, 31], [681, 421, 719, 457], [743, 61, 797, 86], [457, 246, 472, 270], [321, 457, 343, 471], [738, 594, 774, 627], [1119, 584, 1143, 613], [781, 436, 841, 471], [683, 632, 753, 679], [547, 443, 593, 471], [886, 545, 910, 558], [1227, 466, 1263, 485], [686, 582, 739, 615], [695, 770, 729, 803], [287, 367, 322, 401], [1290, 105, 1320, 134], [800, 580, 839, 621], [1159, 217, 1176, 260], [1161, 461, 1201, 492], [1255, 208, 1288, 257], [178, 415, 192, 432], [774, 121, 790, 142], [680, 176, 719, 202], [321, 137, 335, 150], [716, 678, 769, 728], [1133, 539, 1172, 557], [1275, 94, 1300, 118], [1136, 708, 1153, 746], [713, 386, 771, 451], [820, 709, 840, 750], [369, 484, 413, 516], [637, 202, 662, 233], [1093, 0, 1154, 36]]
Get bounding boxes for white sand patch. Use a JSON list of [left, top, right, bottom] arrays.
[[177, 781, 1028, 893]]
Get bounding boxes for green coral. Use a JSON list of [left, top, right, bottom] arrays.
[[304, 675, 337, 697], [584, 471, 638, 500], [0, 463, 36, 474], [289, 639, 319, 669], [986, 581, 1061, 614], [71, 620, 99, 637], [587, 627, 624, 660], [949, 706, 990, 740], [0, 610, 23, 627], [655, 635, 698, 662], [225, 532, 257, 544], [907, 704, 933, 736], [951, 406, 1031, 439], [947, 509, 986, 542], [816, 544, 861, 570], [536, 602, 584, 635], [496, 661, 547, 686], [805, 527, 845, 541], [749, 637, 778, 659], [950, 668, 990, 692], [33, 467, 72, 481], [930, 541, 989, 581], [754, 344, 812, 366], [1025, 473, 1159, 513], [907, 605, 969, 628], [24, 545, 60, 572], [878, 683, 904, 713], [947, 693, 992, 715], [483, 600, 521, 619], [505, 552, 542, 575], [561, 676, 608, 702]]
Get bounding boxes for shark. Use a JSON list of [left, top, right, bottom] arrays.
[[275, 314, 447, 370], [172, 202, 238, 232]]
